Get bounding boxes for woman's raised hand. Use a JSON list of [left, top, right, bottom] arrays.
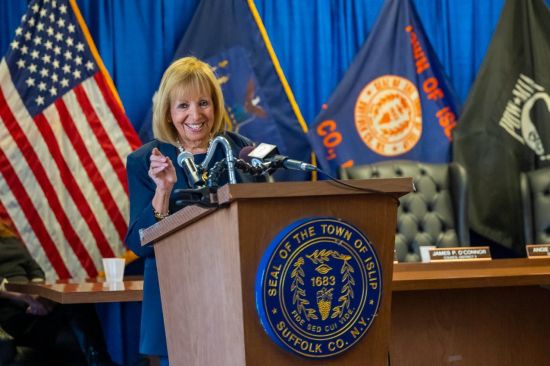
[[148, 148, 177, 191]]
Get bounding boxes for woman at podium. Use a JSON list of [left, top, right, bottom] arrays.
[[124, 57, 259, 366]]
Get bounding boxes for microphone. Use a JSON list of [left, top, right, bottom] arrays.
[[269, 155, 317, 172], [177, 150, 205, 187], [235, 146, 265, 175], [241, 143, 317, 173], [239, 146, 255, 161]]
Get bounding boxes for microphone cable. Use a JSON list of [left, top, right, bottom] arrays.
[[315, 168, 403, 207]]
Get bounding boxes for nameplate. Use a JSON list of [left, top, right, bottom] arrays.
[[429, 247, 492, 262], [526, 244, 550, 258]]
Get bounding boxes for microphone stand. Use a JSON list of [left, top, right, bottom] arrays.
[[199, 136, 237, 184], [174, 135, 240, 208], [173, 186, 219, 208]]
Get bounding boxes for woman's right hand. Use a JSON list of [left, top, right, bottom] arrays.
[[148, 148, 177, 192], [24, 295, 54, 316], [3, 292, 52, 316]]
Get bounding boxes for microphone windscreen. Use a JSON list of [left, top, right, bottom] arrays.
[[239, 146, 255, 163], [177, 150, 194, 168]]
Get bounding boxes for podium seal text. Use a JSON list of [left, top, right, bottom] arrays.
[[255, 217, 382, 358]]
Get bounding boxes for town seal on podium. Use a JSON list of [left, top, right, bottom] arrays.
[[255, 217, 382, 358]]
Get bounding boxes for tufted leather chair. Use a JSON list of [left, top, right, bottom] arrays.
[[520, 167, 550, 244], [340, 160, 469, 262]]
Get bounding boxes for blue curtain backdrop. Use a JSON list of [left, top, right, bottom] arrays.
[[2, 0, 550, 363], [5, 0, 549, 132]]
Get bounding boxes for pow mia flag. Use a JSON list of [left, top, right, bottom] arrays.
[[453, 0, 550, 254]]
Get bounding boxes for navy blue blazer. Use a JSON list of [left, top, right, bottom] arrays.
[[125, 132, 257, 356]]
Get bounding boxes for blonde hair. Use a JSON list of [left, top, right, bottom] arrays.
[[152, 57, 226, 144]]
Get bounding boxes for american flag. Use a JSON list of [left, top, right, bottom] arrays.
[[0, 0, 141, 280]]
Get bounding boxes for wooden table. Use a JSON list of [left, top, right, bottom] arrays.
[[390, 258, 550, 366], [5, 278, 143, 304], [6, 259, 550, 365], [393, 257, 550, 290]]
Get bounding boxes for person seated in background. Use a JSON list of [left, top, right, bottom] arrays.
[[0, 235, 116, 366]]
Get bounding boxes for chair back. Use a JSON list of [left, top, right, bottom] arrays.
[[520, 167, 550, 244], [340, 160, 469, 262]]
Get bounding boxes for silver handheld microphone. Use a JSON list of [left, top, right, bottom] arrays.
[[177, 151, 204, 187]]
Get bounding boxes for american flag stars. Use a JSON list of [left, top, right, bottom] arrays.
[[1, 0, 141, 279], [7, 0, 96, 116]]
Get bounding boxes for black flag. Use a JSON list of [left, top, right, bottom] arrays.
[[453, 0, 550, 253]]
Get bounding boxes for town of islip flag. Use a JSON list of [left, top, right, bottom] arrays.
[[0, 0, 141, 280], [309, 0, 460, 176]]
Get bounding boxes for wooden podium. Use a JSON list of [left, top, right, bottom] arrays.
[[141, 179, 412, 366]]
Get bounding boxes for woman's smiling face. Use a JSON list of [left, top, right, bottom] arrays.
[[169, 86, 214, 152]]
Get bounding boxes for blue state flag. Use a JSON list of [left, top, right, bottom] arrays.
[[139, 0, 312, 181], [309, 0, 460, 176]]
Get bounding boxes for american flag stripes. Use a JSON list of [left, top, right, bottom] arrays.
[[0, 0, 140, 280]]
